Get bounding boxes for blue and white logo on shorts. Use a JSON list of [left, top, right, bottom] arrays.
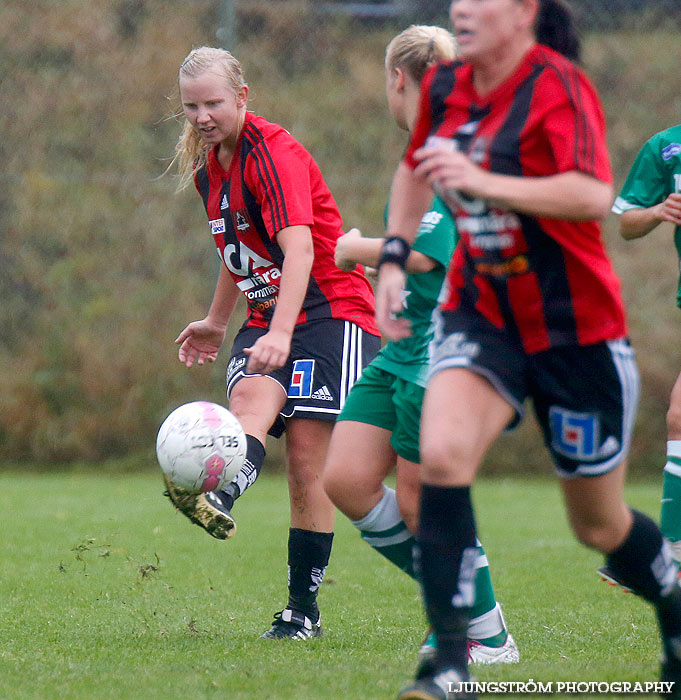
[[288, 359, 315, 398], [549, 406, 600, 460]]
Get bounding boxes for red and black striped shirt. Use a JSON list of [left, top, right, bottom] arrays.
[[406, 44, 627, 354], [194, 113, 378, 335]]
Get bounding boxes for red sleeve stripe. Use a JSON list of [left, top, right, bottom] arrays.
[[541, 58, 596, 176], [243, 123, 290, 231]]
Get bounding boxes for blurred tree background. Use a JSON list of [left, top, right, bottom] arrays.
[[1, 0, 680, 475]]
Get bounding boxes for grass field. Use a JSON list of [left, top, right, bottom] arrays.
[[0, 471, 667, 699]]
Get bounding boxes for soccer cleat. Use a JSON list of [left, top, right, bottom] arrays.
[[418, 629, 520, 669], [397, 667, 475, 700], [162, 475, 236, 540], [467, 633, 520, 664], [260, 608, 322, 640], [597, 565, 633, 593]]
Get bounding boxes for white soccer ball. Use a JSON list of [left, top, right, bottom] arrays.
[[156, 401, 247, 493]]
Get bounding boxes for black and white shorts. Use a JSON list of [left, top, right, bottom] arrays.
[[429, 309, 641, 478], [226, 319, 381, 437]]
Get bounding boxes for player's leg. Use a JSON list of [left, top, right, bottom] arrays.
[[261, 417, 334, 640], [562, 464, 681, 691], [398, 368, 515, 699], [537, 339, 681, 694], [325, 419, 418, 571], [163, 325, 287, 539], [216, 327, 292, 511], [396, 456, 517, 668], [397, 455, 516, 664], [324, 364, 419, 575], [163, 374, 285, 539], [262, 319, 382, 640], [390, 376, 518, 664], [215, 374, 284, 509], [661, 371, 681, 563]]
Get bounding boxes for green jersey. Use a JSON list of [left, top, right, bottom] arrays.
[[613, 123, 681, 307], [372, 196, 457, 387]]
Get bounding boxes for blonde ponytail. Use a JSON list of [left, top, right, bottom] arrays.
[[385, 25, 457, 84]]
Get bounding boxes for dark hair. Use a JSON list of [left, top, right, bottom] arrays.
[[536, 0, 581, 63]]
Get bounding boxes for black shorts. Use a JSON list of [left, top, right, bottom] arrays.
[[429, 309, 641, 478], [226, 319, 381, 437]]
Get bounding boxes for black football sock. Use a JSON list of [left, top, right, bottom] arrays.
[[606, 509, 678, 602], [287, 528, 334, 622], [605, 509, 681, 644], [418, 484, 477, 672], [218, 435, 265, 510]]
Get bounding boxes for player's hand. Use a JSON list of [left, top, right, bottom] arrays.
[[335, 227, 362, 272], [657, 193, 681, 226], [175, 318, 227, 368], [244, 328, 292, 375], [413, 141, 490, 204], [375, 263, 411, 341]]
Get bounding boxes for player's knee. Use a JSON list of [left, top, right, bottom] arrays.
[[228, 396, 267, 430], [419, 438, 478, 484], [322, 467, 344, 508], [287, 459, 320, 491]]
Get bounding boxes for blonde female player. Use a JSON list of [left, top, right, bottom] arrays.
[[164, 47, 380, 640], [323, 25, 518, 666], [375, 1, 681, 697]]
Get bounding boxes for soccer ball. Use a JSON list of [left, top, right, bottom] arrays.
[[156, 401, 247, 493]]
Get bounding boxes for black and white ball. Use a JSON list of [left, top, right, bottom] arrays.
[[156, 401, 247, 493]]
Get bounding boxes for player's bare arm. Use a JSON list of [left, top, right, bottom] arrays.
[[244, 225, 314, 375], [619, 193, 681, 240], [176, 265, 240, 368], [336, 227, 436, 274], [376, 163, 434, 341], [414, 143, 613, 221]]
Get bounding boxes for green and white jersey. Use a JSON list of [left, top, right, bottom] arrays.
[[372, 196, 457, 387], [613, 123, 681, 307]]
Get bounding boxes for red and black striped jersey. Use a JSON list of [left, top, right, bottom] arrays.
[[194, 112, 378, 335], [406, 44, 627, 354]]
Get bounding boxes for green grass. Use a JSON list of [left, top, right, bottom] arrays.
[[0, 471, 667, 699]]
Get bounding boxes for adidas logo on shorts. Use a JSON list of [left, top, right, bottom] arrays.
[[311, 385, 333, 401]]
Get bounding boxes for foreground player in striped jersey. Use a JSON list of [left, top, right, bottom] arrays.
[[375, 1, 681, 698], [165, 47, 380, 640], [612, 124, 681, 565], [324, 24, 518, 667]]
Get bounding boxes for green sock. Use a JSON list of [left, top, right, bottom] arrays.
[[661, 441, 681, 544], [353, 486, 416, 579], [468, 544, 507, 647], [354, 490, 508, 647]]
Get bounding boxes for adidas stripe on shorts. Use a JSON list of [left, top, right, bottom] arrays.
[[226, 319, 381, 437]]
